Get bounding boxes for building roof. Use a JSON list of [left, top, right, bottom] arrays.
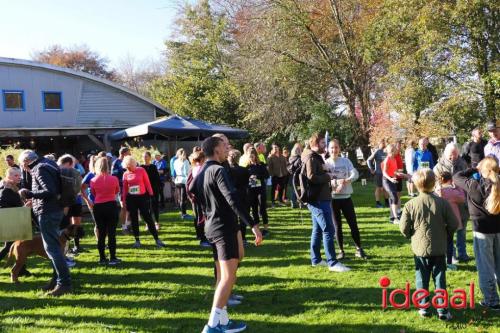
[[0, 57, 171, 116]]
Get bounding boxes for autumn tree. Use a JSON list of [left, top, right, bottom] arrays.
[[32, 44, 117, 80]]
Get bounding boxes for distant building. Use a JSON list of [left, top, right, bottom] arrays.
[[0, 57, 169, 154]]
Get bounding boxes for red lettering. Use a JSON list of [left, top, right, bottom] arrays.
[[382, 288, 388, 309], [450, 289, 467, 309], [432, 289, 449, 309], [470, 282, 475, 309], [412, 289, 430, 309], [389, 282, 410, 309]]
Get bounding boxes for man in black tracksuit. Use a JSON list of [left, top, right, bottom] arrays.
[[190, 136, 262, 333]]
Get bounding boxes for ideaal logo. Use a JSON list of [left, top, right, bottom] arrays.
[[379, 276, 475, 310]]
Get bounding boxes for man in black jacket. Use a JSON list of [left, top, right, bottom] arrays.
[[462, 128, 487, 168], [18, 150, 71, 296], [190, 137, 262, 333]]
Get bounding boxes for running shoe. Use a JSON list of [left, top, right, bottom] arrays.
[[438, 312, 453, 321], [311, 260, 328, 267], [108, 258, 122, 266], [220, 320, 247, 333], [479, 301, 500, 311], [328, 262, 351, 272], [355, 248, 368, 259], [201, 325, 223, 333], [336, 251, 345, 260], [227, 298, 241, 306]]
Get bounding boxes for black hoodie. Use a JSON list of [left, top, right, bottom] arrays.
[[453, 169, 500, 234]]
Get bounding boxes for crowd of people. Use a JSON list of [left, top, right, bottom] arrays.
[[0, 119, 498, 331]]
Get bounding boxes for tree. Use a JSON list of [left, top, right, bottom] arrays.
[[32, 45, 117, 80], [149, 0, 241, 126], [115, 55, 164, 98], [371, 0, 498, 139], [220, 0, 386, 155]]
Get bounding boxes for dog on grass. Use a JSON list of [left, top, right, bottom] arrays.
[[7, 224, 84, 283]]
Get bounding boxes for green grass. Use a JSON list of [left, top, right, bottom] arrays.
[[1, 183, 499, 333]]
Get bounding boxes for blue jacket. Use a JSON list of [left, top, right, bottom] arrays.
[[413, 150, 435, 171]]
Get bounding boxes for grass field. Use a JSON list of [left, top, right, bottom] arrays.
[[1, 183, 499, 333]]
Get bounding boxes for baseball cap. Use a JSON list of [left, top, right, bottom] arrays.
[[106, 152, 113, 158], [486, 119, 499, 131]]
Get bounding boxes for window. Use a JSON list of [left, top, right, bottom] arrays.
[[42, 91, 63, 112], [2, 90, 25, 111]]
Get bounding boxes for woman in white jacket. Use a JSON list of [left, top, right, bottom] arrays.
[[404, 139, 417, 197], [173, 148, 192, 220], [325, 139, 367, 260]]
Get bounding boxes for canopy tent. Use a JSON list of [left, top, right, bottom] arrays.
[[109, 115, 249, 141]]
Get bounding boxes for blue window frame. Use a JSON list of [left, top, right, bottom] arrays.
[[2, 90, 25, 112], [42, 91, 63, 112]]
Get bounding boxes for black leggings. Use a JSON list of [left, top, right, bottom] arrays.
[[151, 191, 160, 223], [193, 201, 207, 242], [175, 184, 188, 215], [382, 178, 399, 205], [158, 181, 165, 206], [94, 201, 119, 260], [332, 198, 362, 251], [126, 194, 159, 241], [271, 176, 287, 203]]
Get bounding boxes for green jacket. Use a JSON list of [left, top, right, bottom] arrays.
[[399, 192, 459, 257]]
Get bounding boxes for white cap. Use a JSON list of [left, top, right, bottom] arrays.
[[106, 152, 113, 158]]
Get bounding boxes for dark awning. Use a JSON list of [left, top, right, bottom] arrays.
[[109, 115, 249, 141]]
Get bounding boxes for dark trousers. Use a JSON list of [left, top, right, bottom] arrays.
[[126, 194, 159, 241], [193, 201, 207, 242], [258, 187, 269, 225], [271, 176, 287, 203], [175, 184, 188, 215], [94, 201, 119, 260], [332, 198, 362, 251], [447, 233, 454, 265], [158, 181, 165, 206], [414, 255, 448, 315], [151, 191, 160, 223]]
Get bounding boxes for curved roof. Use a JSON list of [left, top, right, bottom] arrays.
[[0, 57, 171, 115]]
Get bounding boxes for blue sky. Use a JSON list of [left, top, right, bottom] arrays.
[[0, 0, 182, 67]]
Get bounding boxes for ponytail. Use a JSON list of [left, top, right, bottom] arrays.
[[485, 174, 500, 215], [478, 157, 500, 215]]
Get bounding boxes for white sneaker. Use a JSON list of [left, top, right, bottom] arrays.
[[329, 262, 351, 272], [438, 312, 452, 321], [392, 218, 400, 225], [311, 260, 328, 267], [451, 257, 459, 265]]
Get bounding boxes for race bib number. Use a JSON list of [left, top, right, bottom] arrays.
[[128, 185, 140, 195], [419, 161, 430, 169], [249, 178, 262, 188]]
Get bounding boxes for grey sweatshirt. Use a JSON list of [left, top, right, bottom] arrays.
[[325, 157, 359, 199]]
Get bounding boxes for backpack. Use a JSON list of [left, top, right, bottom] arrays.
[[42, 163, 82, 207], [292, 155, 313, 204], [59, 168, 82, 207]]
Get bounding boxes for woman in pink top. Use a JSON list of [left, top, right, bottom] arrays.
[[90, 157, 121, 265], [122, 156, 166, 249], [436, 171, 465, 271]]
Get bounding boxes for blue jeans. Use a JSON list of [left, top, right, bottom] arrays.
[[38, 210, 71, 287], [454, 219, 469, 259], [473, 231, 500, 306], [414, 255, 448, 315], [308, 201, 338, 267]]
